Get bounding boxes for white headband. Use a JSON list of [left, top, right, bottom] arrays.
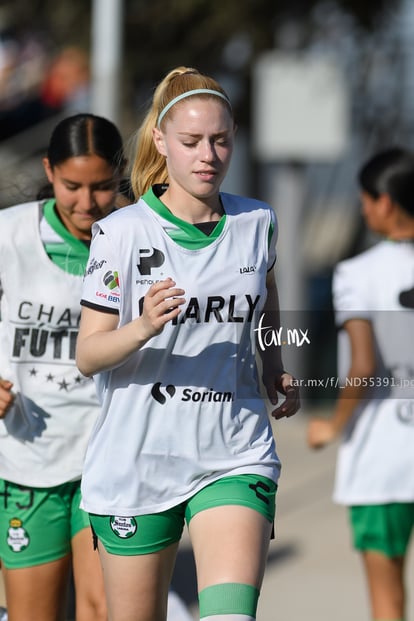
[[157, 88, 232, 127]]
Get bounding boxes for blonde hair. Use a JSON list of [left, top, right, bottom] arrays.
[[131, 66, 232, 198]]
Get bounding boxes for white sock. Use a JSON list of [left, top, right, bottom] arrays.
[[167, 589, 194, 621]]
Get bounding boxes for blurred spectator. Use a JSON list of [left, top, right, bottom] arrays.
[[39, 46, 90, 114], [0, 22, 49, 139], [0, 31, 90, 140]]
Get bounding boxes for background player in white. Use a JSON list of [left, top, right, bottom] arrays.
[[308, 147, 414, 621], [76, 66, 300, 621], [0, 113, 126, 621], [0, 112, 194, 621]]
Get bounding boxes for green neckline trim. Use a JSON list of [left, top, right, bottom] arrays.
[[143, 188, 226, 249], [43, 199, 90, 258]]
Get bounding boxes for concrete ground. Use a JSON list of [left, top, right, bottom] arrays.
[[172, 409, 414, 621]]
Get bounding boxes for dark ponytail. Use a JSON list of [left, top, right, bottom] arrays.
[[358, 147, 414, 216], [37, 113, 126, 199]]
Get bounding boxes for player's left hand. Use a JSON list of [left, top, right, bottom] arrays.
[[264, 372, 300, 419]]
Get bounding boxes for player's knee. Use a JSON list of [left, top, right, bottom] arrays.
[[76, 594, 107, 621]]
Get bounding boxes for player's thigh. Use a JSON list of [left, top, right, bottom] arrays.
[[90, 507, 185, 621], [362, 550, 405, 619], [3, 556, 70, 621], [98, 542, 179, 621], [187, 475, 275, 590], [71, 526, 107, 621], [189, 505, 272, 591], [0, 480, 73, 620]]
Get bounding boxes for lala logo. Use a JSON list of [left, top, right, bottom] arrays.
[[240, 265, 256, 274]]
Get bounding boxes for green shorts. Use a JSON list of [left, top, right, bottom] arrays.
[[349, 503, 414, 558], [90, 474, 277, 555], [0, 479, 91, 569]]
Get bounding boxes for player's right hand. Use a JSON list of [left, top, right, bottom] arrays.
[[307, 417, 337, 449], [0, 378, 14, 418], [140, 278, 185, 338]]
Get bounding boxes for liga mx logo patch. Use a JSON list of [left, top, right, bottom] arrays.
[[103, 270, 119, 290], [110, 516, 137, 538]]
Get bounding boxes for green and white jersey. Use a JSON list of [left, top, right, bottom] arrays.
[[0, 201, 100, 487], [333, 240, 414, 505], [80, 187, 281, 516]]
